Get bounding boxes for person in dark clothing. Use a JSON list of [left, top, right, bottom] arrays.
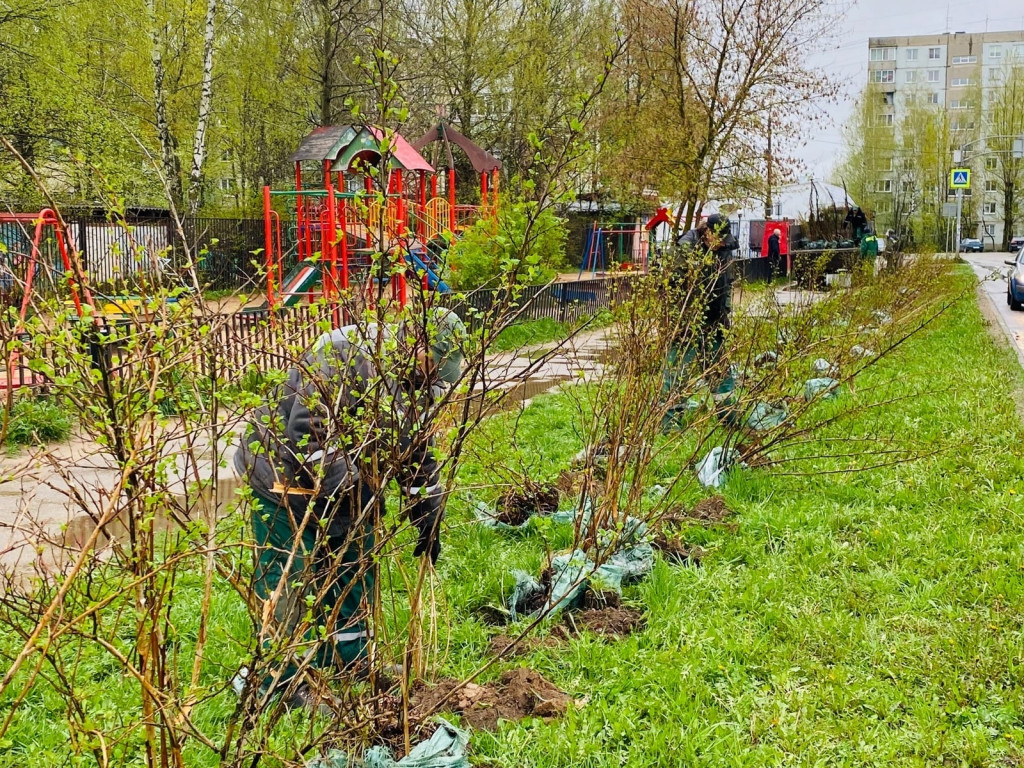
[[845, 207, 868, 244], [767, 227, 783, 276], [663, 213, 739, 427], [233, 308, 465, 708]]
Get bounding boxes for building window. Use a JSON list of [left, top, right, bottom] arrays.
[[876, 179, 892, 193], [217, 177, 236, 192], [983, 202, 996, 215], [905, 70, 916, 83], [883, 91, 895, 106], [872, 69, 895, 83], [929, 47, 941, 59], [1015, 44, 1024, 58], [877, 113, 894, 126], [952, 55, 977, 64], [906, 48, 919, 61], [870, 47, 896, 61], [950, 99, 972, 109], [952, 120, 976, 131], [986, 157, 998, 170], [951, 77, 973, 86], [927, 69, 940, 82], [876, 200, 893, 214], [985, 223, 996, 235], [990, 46, 1003, 58], [929, 92, 940, 104]]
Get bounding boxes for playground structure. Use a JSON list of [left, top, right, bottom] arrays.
[[0, 210, 94, 389], [262, 123, 502, 313], [578, 210, 667, 277]]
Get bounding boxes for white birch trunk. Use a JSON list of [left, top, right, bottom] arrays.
[[187, 0, 217, 215]]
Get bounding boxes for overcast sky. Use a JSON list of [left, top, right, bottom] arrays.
[[802, 0, 1024, 180]]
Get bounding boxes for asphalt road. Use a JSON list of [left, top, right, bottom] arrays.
[[963, 251, 1024, 366]]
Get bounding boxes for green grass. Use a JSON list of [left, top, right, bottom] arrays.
[[440, 275, 1024, 766], [488, 310, 612, 354], [3, 274, 1024, 766], [2, 396, 73, 448]]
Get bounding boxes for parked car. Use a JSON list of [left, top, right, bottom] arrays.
[[1010, 236, 1024, 253], [1006, 252, 1024, 310], [960, 238, 984, 253]]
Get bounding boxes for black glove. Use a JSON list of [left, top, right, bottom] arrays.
[[410, 496, 442, 564]]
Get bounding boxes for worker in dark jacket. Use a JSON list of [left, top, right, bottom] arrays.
[[663, 213, 739, 427], [233, 307, 465, 706], [767, 227, 782, 276]]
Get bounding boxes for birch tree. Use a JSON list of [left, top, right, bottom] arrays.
[[186, 0, 218, 214]]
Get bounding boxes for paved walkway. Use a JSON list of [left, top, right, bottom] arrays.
[[0, 326, 616, 574]]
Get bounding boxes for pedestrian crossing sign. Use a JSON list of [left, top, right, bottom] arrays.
[[950, 168, 971, 189]]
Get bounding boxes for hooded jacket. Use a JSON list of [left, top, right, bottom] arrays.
[[234, 324, 441, 535], [674, 227, 736, 331]]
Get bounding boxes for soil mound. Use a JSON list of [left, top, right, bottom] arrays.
[[565, 606, 645, 638], [412, 668, 571, 731], [497, 482, 559, 525]]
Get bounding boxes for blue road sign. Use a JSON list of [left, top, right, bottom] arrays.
[[950, 169, 971, 189]]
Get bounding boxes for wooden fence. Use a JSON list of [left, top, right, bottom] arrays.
[[2, 276, 631, 391]]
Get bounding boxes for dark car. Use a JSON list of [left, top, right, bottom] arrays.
[[1010, 236, 1024, 253], [960, 238, 984, 253], [1006, 252, 1024, 310]]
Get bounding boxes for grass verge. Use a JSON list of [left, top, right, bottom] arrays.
[[2, 273, 1024, 766]]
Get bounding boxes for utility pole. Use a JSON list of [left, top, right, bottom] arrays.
[[953, 147, 964, 255], [955, 187, 963, 255], [764, 125, 773, 220]]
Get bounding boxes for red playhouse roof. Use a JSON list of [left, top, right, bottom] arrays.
[[367, 127, 434, 172], [413, 123, 502, 173]]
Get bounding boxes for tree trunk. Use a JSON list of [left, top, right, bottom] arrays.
[[1003, 180, 1014, 252], [319, 2, 335, 125], [187, 0, 217, 216], [148, 5, 182, 206]]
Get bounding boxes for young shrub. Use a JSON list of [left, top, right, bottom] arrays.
[[446, 200, 569, 290], [3, 395, 73, 446]]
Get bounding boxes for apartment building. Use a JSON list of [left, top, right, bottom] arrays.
[[866, 30, 1024, 246]]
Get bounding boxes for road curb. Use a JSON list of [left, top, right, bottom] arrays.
[[975, 282, 1024, 370]]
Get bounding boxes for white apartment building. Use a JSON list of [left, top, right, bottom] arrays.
[[867, 30, 1024, 247]]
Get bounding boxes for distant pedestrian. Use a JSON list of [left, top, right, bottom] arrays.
[[767, 227, 783, 276]]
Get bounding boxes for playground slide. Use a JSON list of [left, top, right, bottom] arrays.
[[279, 260, 321, 306], [408, 248, 450, 292], [251, 260, 321, 310]]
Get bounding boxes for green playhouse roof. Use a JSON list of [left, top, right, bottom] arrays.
[[289, 125, 434, 173]]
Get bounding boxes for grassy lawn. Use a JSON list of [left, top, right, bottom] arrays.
[[438, 276, 1024, 766], [487, 311, 612, 354], [3, 274, 1024, 766]]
